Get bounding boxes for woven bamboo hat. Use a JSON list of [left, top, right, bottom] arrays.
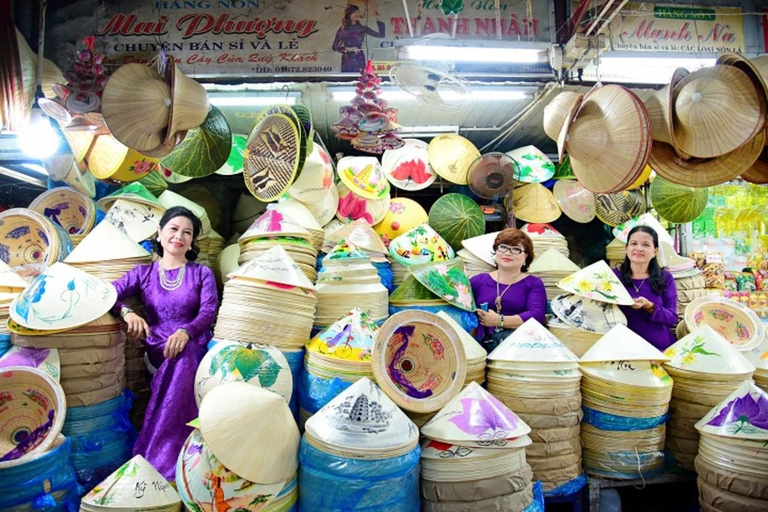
[[595, 190, 646, 227], [86, 134, 158, 183], [164, 60, 210, 146], [512, 183, 561, 224], [642, 68, 690, 145], [44, 153, 96, 198], [544, 91, 583, 142], [101, 63, 171, 152], [427, 134, 480, 184], [741, 146, 768, 184]]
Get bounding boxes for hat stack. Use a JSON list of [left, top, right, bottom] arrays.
[[694, 382, 768, 512], [528, 248, 580, 301], [177, 383, 300, 512], [457, 248, 495, 278], [81, 455, 181, 512], [662, 326, 755, 470], [680, 296, 765, 353], [29, 187, 95, 248], [238, 207, 318, 283], [63, 221, 152, 281], [275, 197, 325, 252], [419, 383, 536, 511], [202, 230, 225, 269], [325, 219, 391, 287], [605, 238, 626, 269], [520, 223, 569, 257], [0, 208, 71, 276], [659, 243, 706, 320], [436, 311, 486, 385], [459, 231, 499, 278], [744, 338, 768, 393], [300, 378, 421, 511], [0, 260, 27, 347], [388, 224, 455, 287], [487, 319, 583, 491], [301, 308, 379, 424], [314, 240, 388, 328], [214, 246, 316, 352], [579, 325, 673, 479]]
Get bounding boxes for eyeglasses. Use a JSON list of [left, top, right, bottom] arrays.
[[496, 244, 525, 256]]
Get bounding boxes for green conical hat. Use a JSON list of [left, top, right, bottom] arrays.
[[390, 275, 443, 304], [160, 106, 232, 178], [96, 182, 165, 213], [552, 155, 576, 180], [138, 169, 168, 197]]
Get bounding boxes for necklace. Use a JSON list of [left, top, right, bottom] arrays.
[[495, 272, 522, 312], [159, 262, 186, 291], [632, 278, 646, 295]]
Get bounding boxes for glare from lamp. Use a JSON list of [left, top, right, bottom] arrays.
[[20, 109, 61, 159], [208, 95, 298, 107], [331, 89, 527, 102], [404, 45, 544, 63]]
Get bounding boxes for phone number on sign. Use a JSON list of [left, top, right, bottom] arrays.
[[274, 65, 334, 73]]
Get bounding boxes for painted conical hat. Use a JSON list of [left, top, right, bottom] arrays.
[[388, 224, 455, 267], [240, 207, 311, 242], [0, 260, 28, 290], [489, 318, 578, 363], [421, 382, 531, 445], [373, 197, 428, 247], [64, 221, 149, 264], [408, 258, 475, 311], [580, 324, 670, 362], [659, 241, 695, 270], [612, 213, 674, 246], [157, 190, 211, 238], [44, 153, 96, 199], [306, 182, 340, 226], [382, 138, 436, 191], [327, 219, 388, 255], [389, 275, 441, 304], [649, 176, 708, 224], [743, 338, 768, 372], [505, 145, 555, 183], [436, 310, 486, 361], [104, 199, 164, 243], [553, 179, 596, 223], [512, 183, 561, 224], [96, 182, 164, 213], [695, 381, 768, 440], [663, 325, 756, 375], [215, 133, 247, 176], [460, 231, 500, 267], [427, 134, 480, 184], [82, 455, 180, 509], [337, 156, 390, 200], [557, 260, 633, 305], [323, 239, 369, 264], [528, 248, 580, 273], [274, 198, 322, 231], [199, 382, 299, 484], [580, 360, 672, 389], [551, 293, 628, 334], [305, 377, 419, 454], [228, 245, 314, 290], [594, 190, 646, 227], [10, 263, 117, 331], [306, 308, 379, 362], [288, 143, 334, 203]]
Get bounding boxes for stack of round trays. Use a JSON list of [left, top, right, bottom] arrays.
[[456, 248, 494, 278], [63, 221, 151, 282], [662, 325, 755, 470], [744, 337, 768, 393], [528, 248, 580, 301], [275, 197, 325, 252]]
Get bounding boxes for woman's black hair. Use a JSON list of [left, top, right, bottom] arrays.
[[619, 225, 667, 295], [342, 4, 359, 27], [152, 206, 202, 261]]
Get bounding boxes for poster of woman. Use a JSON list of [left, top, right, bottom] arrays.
[[332, 0, 386, 73]]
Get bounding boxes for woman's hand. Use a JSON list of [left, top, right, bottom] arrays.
[[476, 309, 501, 327], [124, 312, 150, 339], [164, 329, 190, 359], [632, 297, 655, 313]]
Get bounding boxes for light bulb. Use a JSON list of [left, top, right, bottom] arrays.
[[20, 109, 61, 159]]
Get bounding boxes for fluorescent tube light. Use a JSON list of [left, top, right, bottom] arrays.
[[404, 45, 545, 63], [331, 89, 527, 102], [586, 55, 716, 84], [208, 94, 299, 107]]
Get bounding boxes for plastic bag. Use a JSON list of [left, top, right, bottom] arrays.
[[582, 407, 669, 431], [543, 473, 588, 498], [523, 481, 545, 512], [299, 371, 354, 414], [373, 261, 394, 294]]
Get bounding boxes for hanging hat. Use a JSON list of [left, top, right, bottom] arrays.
[[373, 197, 428, 247], [642, 67, 690, 145], [695, 381, 768, 439], [553, 180, 595, 223], [306, 308, 378, 363], [239, 207, 311, 243], [372, 310, 466, 413], [29, 187, 95, 238], [741, 145, 768, 184], [560, 85, 651, 193], [305, 377, 419, 458], [684, 296, 764, 352], [157, 190, 211, 239], [551, 293, 628, 334], [159, 106, 231, 178], [159, 166, 194, 184], [306, 182, 340, 226], [460, 231, 500, 267], [96, 182, 164, 213], [0, 366, 65, 464], [663, 325, 755, 376], [612, 213, 673, 246], [326, 219, 388, 255], [104, 199, 165, 243], [199, 382, 299, 484], [64, 220, 149, 264], [580, 324, 670, 362], [61, 130, 95, 164], [10, 263, 116, 331], [512, 183, 561, 224], [557, 260, 633, 306], [85, 134, 158, 183], [0, 209, 68, 271], [244, 113, 302, 202], [626, 164, 653, 190], [467, 152, 517, 198], [528, 248, 579, 273], [649, 176, 707, 224], [382, 138, 436, 191], [337, 156, 390, 200], [101, 64, 171, 153], [427, 134, 480, 185], [543, 91, 583, 142], [194, 340, 293, 407], [408, 259, 475, 311], [44, 153, 96, 198], [288, 144, 334, 203], [215, 134, 247, 176], [139, 169, 169, 197], [505, 146, 555, 183], [428, 193, 485, 251], [595, 190, 646, 227], [580, 360, 672, 389], [421, 382, 531, 447], [336, 182, 390, 225], [388, 224, 455, 267], [81, 455, 181, 511], [228, 245, 314, 290], [489, 318, 578, 363], [164, 60, 211, 147]]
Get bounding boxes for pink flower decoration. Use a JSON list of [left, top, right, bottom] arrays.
[[337, 193, 373, 224]]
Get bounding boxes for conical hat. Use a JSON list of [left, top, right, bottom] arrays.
[[557, 260, 633, 305], [228, 245, 314, 290], [165, 60, 211, 144], [580, 360, 672, 389], [10, 263, 117, 331], [64, 221, 149, 264], [82, 455, 180, 508], [505, 145, 555, 183], [159, 106, 231, 179], [288, 143, 334, 203], [0, 260, 28, 290], [157, 190, 211, 238], [305, 377, 419, 455], [61, 130, 95, 163], [436, 310, 486, 361], [388, 224, 455, 267], [421, 382, 531, 445], [408, 259, 475, 311], [427, 134, 480, 184], [642, 67, 690, 144], [306, 308, 378, 362], [528, 248, 579, 273], [0, 346, 60, 381], [595, 190, 646, 227], [306, 182, 340, 226], [551, 293, 627, 334], [104, 199, 164, 243], [659, 241, 695, 271], [460, 231, 500, 267], [389, 275, 440, 304], [85, 134, 158, 182], [28, 187, 95, 236], [580, 324, 669, 362], [612, 213, 674, 246], [695, 381, 768, 440], [336, 182, 390, 225], [337, 156, 390, 200], [684, 296, 764, 352], [44, 153, 96, 199], [240, 207, 311, 242], [663, 325, 756, 375], [382, 138, 436, 191], [543, 91, 583, 142], [327, 219, 388, 255], [553, 180, 596, 223], [520, 223, 563, 239], [489, 318, 578, 363], [274, 198, 322, 231], [743, 338, 768, 372], [512, 183, 561, 224], [199, 382, 299, 484], [373, 197, 428, 247], [323, 239, 369, 263], [649, 176, 708, 224], [215, 133, 247, 176], [96, 182, 164, 213]]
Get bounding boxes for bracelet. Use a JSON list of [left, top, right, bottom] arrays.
[[497, 314, 504, 329], [119, 307, 134, 319]]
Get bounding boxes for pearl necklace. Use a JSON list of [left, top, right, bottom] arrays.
[[159, 262, 186, 291]]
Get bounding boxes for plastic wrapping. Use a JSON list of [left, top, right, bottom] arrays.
[[282, 348, 304, 420], [582, 449, 665, 480], [299, 370, 354, 414], [388, 305, 479, 333], [299, 439, 421, 512], [543, 473, 588, 498], [582, 407, 669, 431], [0, 334, 11, 358], [372, 261, 394, 294], [524, 481, 545, 512]]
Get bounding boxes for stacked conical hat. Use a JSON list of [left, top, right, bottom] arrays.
[[579, 325, 672, 479], [612, 213, 674, 246], [214, 246, 316, 350], [389, 275, 447, 308], [238, 207, 318, 282], [487, 319, 582, 490], [304, 377, 419, 459], [419, 383, 535, 511], [605, 237, 626, 269], [305, 308, 378, 382], [520, 223, 569, 257], [662, 326, 755, 470], [64, 221, 151, 281], [551, 293, 627, 335], [457, 248, 494, 278], [274, 197, 324, 251], [436, 311, 486, 385], [683, 296, 764, 352], [528, 248, 580, 301], [157, 190, 211, 240], [744, 337, 768, 393], [546, 316, 603, 359], [201, 229, 225, 269], [557, 260, 634, 306], [461, 231, 500, 268], [694, 381, 768, 512], [81, 455, 181, 511], [409, 258, 475, 312], [325, 218, 389, 260], [314, 240, 388, 327], [0, 260, 27, 336]]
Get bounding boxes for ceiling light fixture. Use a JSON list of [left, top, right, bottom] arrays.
[[207, 93, 299, 107], [402, 45, 547, 63]]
